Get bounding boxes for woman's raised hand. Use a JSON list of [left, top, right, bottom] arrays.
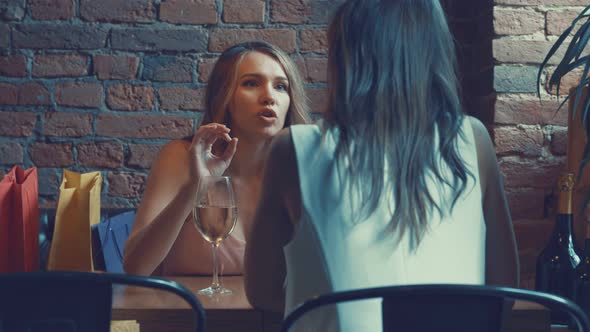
[[189, 123, 238, 179]]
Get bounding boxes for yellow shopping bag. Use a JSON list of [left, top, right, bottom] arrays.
[[47, 170, 102, 271]]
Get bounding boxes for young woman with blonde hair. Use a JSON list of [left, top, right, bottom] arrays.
[[124, 41, 309, 276]]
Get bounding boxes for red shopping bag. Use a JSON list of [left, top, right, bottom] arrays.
[[0, 166, 39, 272]]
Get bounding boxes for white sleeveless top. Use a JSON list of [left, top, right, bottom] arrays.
[[285, 118, 485, 331]]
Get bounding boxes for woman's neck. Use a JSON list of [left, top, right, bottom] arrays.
[[227, 134, 272, 178]]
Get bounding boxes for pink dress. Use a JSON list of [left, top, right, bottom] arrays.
[[159, 218, 245, 276]]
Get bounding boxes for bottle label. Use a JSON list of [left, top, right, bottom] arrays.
[[558, 173, 575, 214]]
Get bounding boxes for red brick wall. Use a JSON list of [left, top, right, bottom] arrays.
[[0, 0, 339, 210], [1, 0, 556, 286], [493, 0, 588, 288]]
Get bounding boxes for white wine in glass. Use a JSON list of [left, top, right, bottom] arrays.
[[192, 176, 237, 295]]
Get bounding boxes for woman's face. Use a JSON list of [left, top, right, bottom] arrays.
[[228, 51, 291, 140]]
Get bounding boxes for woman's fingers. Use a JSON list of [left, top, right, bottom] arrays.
[[191, 123, 232, 148], [221, 138, 239, 161]]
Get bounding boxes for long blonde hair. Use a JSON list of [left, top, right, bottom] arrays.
[[201, 41, 310, 127]]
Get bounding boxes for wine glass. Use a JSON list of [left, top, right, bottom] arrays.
[[192, 175, 238, 295]]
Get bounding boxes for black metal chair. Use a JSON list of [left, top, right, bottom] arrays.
[[281, 284, 590, 332], [0, 271, 206, 332]]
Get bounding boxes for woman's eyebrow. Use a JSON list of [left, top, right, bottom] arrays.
[[239, 73, 288, 81]]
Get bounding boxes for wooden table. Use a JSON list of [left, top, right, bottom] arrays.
[[111, 276, 556, 332], [112, 276, 281, 332]]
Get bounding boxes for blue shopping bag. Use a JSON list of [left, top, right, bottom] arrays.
[[96, 211, 135, 273]]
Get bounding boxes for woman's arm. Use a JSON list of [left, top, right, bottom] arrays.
[[123, 140, 195, 276], [124, 124, 238, 276], [245, 129, 300, 312], [469, 116, 519, 287]]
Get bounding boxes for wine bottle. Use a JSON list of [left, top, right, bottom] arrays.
[[535, 173, 582, 324], [575, 239, 590, 316]]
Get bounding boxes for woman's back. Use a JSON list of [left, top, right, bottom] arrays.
[[284, 117, 485, 331]]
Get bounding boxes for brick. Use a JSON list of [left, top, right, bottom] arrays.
[[550, 126, 568, 156], [0, 142, 24, 165], [80, 0, 155, 23], [0, 112, 36, 136], [0, 0, 25, 20], [77, 142, 124, 168], [13, 24, 108, 49], [37, 168, 61, 196], [499, 155, 565, 189], [223, 0, 264, 23], [545, 66, 589, 96], [29, 143, 73, 167], [495, 94, 568, 126], [495, 0, 586, 5], [160, 0, 217, 24], [101, 198, 138, 209], [107, 172, 147, 198], [96, 114, 193, 138], [493, 8, 543, 36], [111, 28, 207, 52], [306, 87, 328, 114], [300, 29, 327, 53], [39, 199, 57, 209], [197, 58, 217, 83], [159, 86, 205, 111], [33, 54, 88, 77], [18, 82, 51, 105], [506, 188, 548, 220], [55, 82, 102, 108], [127, 144, 161, 168], [209, 29, 296, 53], [301, 57, 327, 83], [142, 56, 192, 83], [270, 0, 308, 24], [309, 0, 346, 24], [547, 9, 581, 36], [43, 111, 93, 137], [0, 25, 9, 48], [106, 84, 154, 111], [493, 38, 565, 65], [0, 55, 26, 77], [29, 0, 74, 20], [494, 125, 544, 157], [493, 65, 537, 93], [0, 83, 18, 104], [93, 54, 139, 80]]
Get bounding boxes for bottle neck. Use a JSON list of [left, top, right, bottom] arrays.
[[553, 214, 576, 244], [557, 173, 574, 214]]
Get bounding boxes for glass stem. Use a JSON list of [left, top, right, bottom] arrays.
[[211, 243, 220, 290]]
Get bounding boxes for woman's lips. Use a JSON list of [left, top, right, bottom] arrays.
[[258, 108, 277, 118]]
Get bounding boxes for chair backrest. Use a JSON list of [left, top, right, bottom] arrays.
[[0, 271, 206, 332], [281, 284, 590, 332]]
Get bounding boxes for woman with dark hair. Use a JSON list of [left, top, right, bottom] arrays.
[[244, 0, 518, 330], [124, 41, 309, 276]]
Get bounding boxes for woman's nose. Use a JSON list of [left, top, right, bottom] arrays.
[[260, 85, 276, 106]]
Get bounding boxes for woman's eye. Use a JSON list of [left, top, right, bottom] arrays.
[[243, 80, 258, 87], [275, 83, 288, 91]]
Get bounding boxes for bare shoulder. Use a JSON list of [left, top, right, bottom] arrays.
[[466, 115, 498, 195], [467, 116, 490, 144]]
